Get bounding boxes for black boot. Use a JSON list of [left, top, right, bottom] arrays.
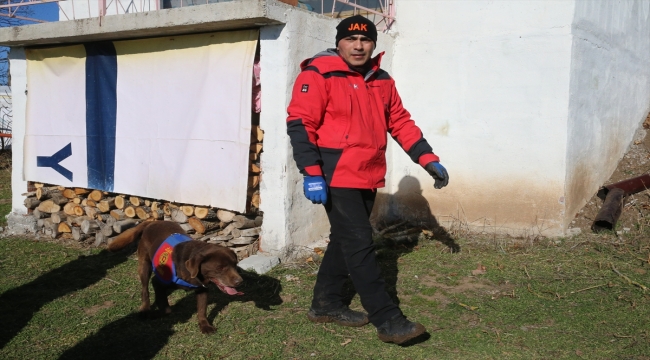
[[307, 306, 369, 327], [376, 314, 426, 344]]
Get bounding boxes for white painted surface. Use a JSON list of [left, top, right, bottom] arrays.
[[565, 0, 650, 229], [388, 1, 576, 235], [8, 48, 27, 215]]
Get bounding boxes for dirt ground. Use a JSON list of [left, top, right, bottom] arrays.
[[570, 118, 650, 234]]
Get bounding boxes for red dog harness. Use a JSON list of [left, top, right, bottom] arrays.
[[151, 233, 198, 289]]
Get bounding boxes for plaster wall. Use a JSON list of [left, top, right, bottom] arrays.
[[8, 48, 27, 215], [258, 7, 394, 254], [384, 1, 575, 236], [565, 0, 650, 229]]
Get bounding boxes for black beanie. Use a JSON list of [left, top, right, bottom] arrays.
[[335, 15, 377, 47]]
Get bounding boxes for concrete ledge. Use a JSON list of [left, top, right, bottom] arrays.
[[0, 0, 290, 47], [4, 213, 38, 236], [238, 254, 280, 274]]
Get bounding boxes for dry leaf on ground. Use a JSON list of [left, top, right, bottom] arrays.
[[471, 264, 487, 276]]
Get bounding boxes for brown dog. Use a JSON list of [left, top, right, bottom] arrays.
[[107, 220, 243, 334]]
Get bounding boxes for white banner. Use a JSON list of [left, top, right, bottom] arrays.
[[24, 30, 258, 212]]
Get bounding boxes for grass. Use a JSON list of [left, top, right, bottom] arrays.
[[0, 231, 649, 359], [0, 150, 649, 359]]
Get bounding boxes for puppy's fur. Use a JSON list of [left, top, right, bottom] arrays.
[[108, 220, 243, 334]]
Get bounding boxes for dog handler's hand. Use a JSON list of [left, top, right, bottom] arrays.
[[425, 162, 449, 189], [303, 176, 328, 204]]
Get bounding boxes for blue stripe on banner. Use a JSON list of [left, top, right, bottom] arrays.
[[84, 42, 117, 191]]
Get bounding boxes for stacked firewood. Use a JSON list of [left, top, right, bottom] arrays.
[[248, 124, 262, 212], [23, 184, 262, 260]]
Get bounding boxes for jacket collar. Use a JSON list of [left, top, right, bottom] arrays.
[[300, 49, 384, 80]]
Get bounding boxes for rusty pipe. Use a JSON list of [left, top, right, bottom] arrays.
[[597, 173, 650, 200], [592, 187, 626, 233]]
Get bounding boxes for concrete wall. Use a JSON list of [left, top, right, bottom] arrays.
[[8, 48, 27, 215], [388, 1, 575, 236], [258, 6, 394, 255], [565, 0, 650, 229]]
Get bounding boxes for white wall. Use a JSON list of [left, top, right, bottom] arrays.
[[8, 48, 27, 215], [59, 0, 158, 20], [259, 6, 394, 255], [565, 0, 650, 228], [388, 1, 575, 235]]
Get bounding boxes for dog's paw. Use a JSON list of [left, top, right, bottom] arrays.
[[199, 323, 216, 334]]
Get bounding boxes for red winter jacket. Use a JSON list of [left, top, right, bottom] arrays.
[[286, 50, 439, 189]]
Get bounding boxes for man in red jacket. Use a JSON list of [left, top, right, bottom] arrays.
[[286, 15, 449, 345]]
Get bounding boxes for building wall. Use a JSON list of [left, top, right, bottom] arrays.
[[565, 0, 650, 229], [259, 7, 394, 254], [387, 1, 575, 235]]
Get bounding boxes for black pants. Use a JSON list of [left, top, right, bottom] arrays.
[[311, 188, 401, 326]]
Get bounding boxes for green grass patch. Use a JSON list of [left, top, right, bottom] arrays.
[[1, 232, 649, 359]]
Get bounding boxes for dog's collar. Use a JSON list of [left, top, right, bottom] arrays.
[[151, 233, 199, 289]]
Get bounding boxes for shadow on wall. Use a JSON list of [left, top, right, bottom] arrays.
[[372, 175, 459, 253]]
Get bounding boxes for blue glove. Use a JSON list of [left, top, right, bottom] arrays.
[[424, 162, 449, 189], [303, 176, 328, 204]]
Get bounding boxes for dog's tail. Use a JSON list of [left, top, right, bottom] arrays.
[[107, 221, 155, 252]]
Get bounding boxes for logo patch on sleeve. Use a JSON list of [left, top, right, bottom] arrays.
[[301, 84, 309, 93]]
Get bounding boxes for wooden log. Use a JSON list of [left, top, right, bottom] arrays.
[[230, 236, 256, 245], [24, 197, 41, 209], [97, 198, 115, 213], [93, 233, 106, 247], [86, 199, 97, 207], [73, 205, 85, 217], [151, 201, 160, 212], [220, 222, 238, 236], [124, 205, 137, 218], [115, 196, 131, 210], [179, 223, 195, 234], [58, 222, 72, 233], [49, 192, 69, 206], [84, 206, 98, 219], [250, 143, 263, 154], [37, 200, 61, 213], [188, 217, 221, 234], [151, 209, 164, 220], [180, 205, 194, 217], [81, 199, 88, 206], [135, 206, 151, 220], [34, 183, 44, 188], [81, 219, 100, 234], [231, 226, 261, 238], [250, 125, 264, 143], [73, 197, 82, 204], [99, 222, 115, 237], [42, 218, 56, 231], [194, 207, 216, 220], [163, 203, 177, 216], [21, 190, 36, 197], [72, 227, 89, 241], [63, 202, 77, 216], [56, 186, 65, 191], [251, 191, 260, 208], [202, 234, 233, 243], [88, 190, 104, 202], [32, 208, 46, 219], [216, 209, 237, 223], [62, 188, 77, 199], [249, 152, 259, 162], [36, 187, 54, 200], [113, 219, 138, 233], [96, 213, 112, 223], [171, 208, 188, 223], [110, 209, 127, 221], [70, 215, 90, 226], [250, 163, 261, 174], [51, 211, 67, 224], [144, 199, 151, 207], [232, 215, 260, 230], [129, 196, 142, 207], [105, 216, 116, 226], [74, 188, 90, 196], [248, 175, 260, 188]]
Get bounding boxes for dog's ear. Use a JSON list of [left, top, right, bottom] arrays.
[[185, 253, 205, 278]]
